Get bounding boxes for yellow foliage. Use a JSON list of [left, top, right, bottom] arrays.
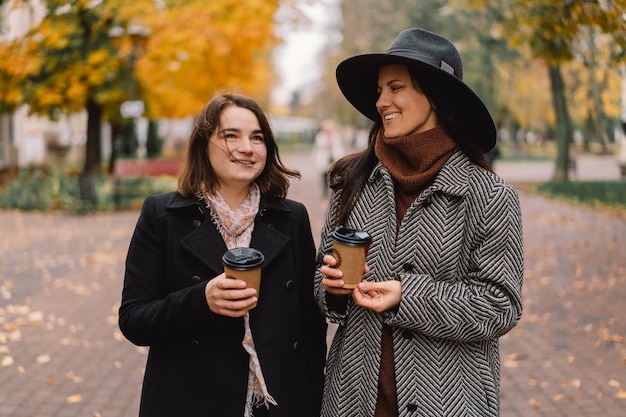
[[138, 0, 280, 118], [1, 0, 284, 118]]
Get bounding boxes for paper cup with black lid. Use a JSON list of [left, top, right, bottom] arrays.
[[222, 247, 265, 308], [331, 226, 372, 289]]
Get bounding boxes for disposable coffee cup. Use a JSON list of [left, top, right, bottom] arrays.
[[222, 247, 265, 309], [331, 226, 372, 289]]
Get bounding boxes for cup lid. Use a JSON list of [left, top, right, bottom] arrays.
[[222, 247, 265, 270], [331, 226, 372, 247]]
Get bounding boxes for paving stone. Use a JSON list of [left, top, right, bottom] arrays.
[[0, 151, 624, 416]]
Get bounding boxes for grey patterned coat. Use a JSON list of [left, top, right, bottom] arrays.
[[314, 150, 524, 417]]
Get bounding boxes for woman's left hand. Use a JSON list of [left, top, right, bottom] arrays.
[[352, 280, 402, 313]]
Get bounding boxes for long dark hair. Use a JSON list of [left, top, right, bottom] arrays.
[[178, 92, 300, 199], [329, 65, 491, 226]]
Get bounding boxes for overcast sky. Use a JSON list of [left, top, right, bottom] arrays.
[[271, 0, 340, 107]]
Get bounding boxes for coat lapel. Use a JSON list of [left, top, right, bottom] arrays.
[[250, 221, 290, 268], [177, 195, 291, 274], [179, 220, 227, 275]]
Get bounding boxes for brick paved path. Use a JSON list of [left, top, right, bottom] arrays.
[[0, 152, 624, 417]]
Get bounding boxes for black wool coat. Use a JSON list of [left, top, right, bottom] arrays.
[[119, 192, 327, 417]]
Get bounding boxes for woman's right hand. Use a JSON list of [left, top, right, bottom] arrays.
[[320, 254, 354, 296], [205, 273, 258, 317]]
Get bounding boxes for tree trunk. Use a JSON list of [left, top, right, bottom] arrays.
[[547, 63, 572, 181], [587, 27, 609, 153], [84, 98, 102, 173], [108, 121, 124, 174], [80, 98, 103, 204]]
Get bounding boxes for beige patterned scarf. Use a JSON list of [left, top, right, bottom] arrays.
[[201, 183, 277, 416]]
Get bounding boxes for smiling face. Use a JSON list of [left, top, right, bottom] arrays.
[[208, 105, 267, 191], [376, 64, 438, 139]]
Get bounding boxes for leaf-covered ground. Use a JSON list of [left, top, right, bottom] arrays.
[[1, 155, 625, 417]]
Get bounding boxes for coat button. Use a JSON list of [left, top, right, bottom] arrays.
[[402, 329, 413, 339], [285, 280, 294, 291], [191, 275, 202, 284], [407, 403, 418, 412], [402, 263, 414, 272], [292, 341, 301, 351], [189, 339, 200, 348], [191, 219, 202, 228]]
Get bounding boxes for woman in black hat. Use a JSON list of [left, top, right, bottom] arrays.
[[314, 28, 524, 417]]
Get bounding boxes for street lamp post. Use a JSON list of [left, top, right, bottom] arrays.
[[108, 22, 150, 159]]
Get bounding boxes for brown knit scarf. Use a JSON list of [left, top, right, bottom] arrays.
[[374, 126, 457, 228], [372, 126, 457, 417]]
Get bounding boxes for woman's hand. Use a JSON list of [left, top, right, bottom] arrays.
[[320, 254, 353, 296], [352, 280, 402, 313], [320, 254, 370, 296], [205, 273, 258, 317]]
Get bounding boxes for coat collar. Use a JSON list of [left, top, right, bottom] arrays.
[[167, 192, 292, 274], [164, 191, 293, 215], [369, 149, 472, 198]]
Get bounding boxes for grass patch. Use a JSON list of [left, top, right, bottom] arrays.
[[0, 167, 178, 212], [113, 176, 178, 210], [535, 180, 626, 210]]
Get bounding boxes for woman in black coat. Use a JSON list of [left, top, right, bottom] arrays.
[[119, 92, 327, 417]]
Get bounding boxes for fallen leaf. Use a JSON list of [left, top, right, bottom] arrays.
[[616, 389, 626, 399], [564, 379, 582, 389], [66, 394, 82, 404], [528, 398, 541, 409], [28, 311, 44, 326], [36, 354, 51, 364], [1, 356, 14, 367], [65, 371, 84, 383], [42, 378, 56, 386]]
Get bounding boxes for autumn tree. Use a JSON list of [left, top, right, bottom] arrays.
[[1, 0, 282, 203], [3, 0, 156, 202], [506, 0, 626, 180], [139, 0, 280, 119]]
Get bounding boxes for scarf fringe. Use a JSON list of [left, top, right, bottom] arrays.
[[242, 313, 277, 416], [244, 386, 278, 417]]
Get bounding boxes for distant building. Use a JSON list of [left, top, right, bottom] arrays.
[[0, 1, 86, 169], [269, 116, 318, 144]]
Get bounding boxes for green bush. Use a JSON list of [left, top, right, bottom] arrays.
[[535, 180, 626, 209], [0, 167, 179, 212], [0, 167, 113, 212], [113, 176, 177, 209]]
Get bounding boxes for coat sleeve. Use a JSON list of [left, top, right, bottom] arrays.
[[119, 196, 225, 347], [313, 190, 352, 324], [386, 182, 524, 342], [293, 202, 327, 416]]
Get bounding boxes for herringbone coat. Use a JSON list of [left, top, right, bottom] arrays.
[[314, 150, 524, 417]]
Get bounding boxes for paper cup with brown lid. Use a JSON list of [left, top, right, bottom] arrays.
[[331, 226, 372, 289], [222, 247, 265, 309]]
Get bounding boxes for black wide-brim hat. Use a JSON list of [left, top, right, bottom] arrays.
[[336, 28, 496, 152]]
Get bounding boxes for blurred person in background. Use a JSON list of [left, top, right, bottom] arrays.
[[119, 92, 327, 417], [315, 28, 524, 417], [312, 118, 345, 197]]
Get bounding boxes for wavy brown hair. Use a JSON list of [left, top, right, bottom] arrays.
[[178, 92, 300, 200], [330, 65, 491, 226]]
